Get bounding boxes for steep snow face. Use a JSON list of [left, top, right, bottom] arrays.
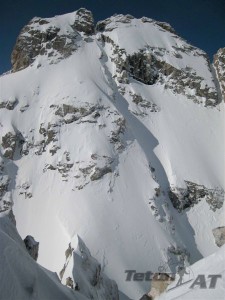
[[0, 211, 118, 300], [158, 245, 225, 300], [0, 9, 224, 299], [0, 213, 88, 300]]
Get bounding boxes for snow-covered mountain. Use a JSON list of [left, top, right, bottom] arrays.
[[0, 8, 224, 299]]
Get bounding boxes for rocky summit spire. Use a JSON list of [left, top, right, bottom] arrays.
[[11, 8, 94, 72]]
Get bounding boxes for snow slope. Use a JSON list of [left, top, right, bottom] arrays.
[[0, 9, 224, 299], [0, 212, 88, 300], [159, 245, 225, 300]]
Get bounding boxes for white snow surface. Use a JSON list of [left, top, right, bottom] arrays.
[[159, 245, 225, 300], [0, 9, 224, 299], [0, 213, 88, 300]]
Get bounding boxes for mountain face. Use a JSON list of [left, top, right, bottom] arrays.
[[0, 8, 224, 300]]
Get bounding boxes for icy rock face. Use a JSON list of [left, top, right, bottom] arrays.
[[212, 227, 225, 247], [214, 47, 225, 101], [24, 235, 39, 261], [11, 8, 94, 72], [60, 236, 119, 300]]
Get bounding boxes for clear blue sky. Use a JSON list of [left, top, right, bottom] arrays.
[[1, 0, 225, 74]]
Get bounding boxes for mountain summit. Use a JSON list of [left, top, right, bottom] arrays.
[[0, 8, 224, 300]]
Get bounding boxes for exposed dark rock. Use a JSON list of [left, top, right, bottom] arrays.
[[90, 166, 112, 181], [57, 162, 74, 176], [71, 8, 94, 35], [55, 104, 79, 117], [20, 104, 29, 112], [110, 47, 159, 85], [1, 132, 16, 159], [213, 227, 225, 247], [11, 23, 73, 72], [24, 235, 39, 261], [127, 51, 159, 85], [65, 243, 74, 260], [153, 59, 218, 106], [54, 103, 103, 124], [169, 181, 224, 212], [96, 20, 110, 32], [39, 122, 59, 146], [131, 93, 159, 112], [102, 32, 218, 106], [8, 209, 16, 225], [139, 295, 153, 300], [66, 277, 74, 289], [79, 165, 95, 176], [0, 99, 18, 110], [18, 182, 32, 199], [155, 21, 176, 34], [0, 160, 12, 214], [44, 152, 73, 180], [214, 47, 225, 101], [49, 145, 60, 156], [11, 9, 95, 72], [109, 117, 126, 151], [96, 14, 134, 32]]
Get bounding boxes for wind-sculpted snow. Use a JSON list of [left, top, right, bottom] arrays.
[[0, 8, 224, 299]]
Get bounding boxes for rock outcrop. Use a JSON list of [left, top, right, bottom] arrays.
[[1, 132, 17, 160], [214, 47, 225, 101], [127, 51, 158, 85], [213, 227, 225, 247], [147, 273, 175, 299], [59, 236, 119, 300], [0, 98, 18, 110], [11, 8, 94, 72], [169, 181, 224, 212], [100, 34, 218, 106], [24, 235, 39, 261]]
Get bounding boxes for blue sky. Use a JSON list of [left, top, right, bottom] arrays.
[[1, 0, 225, 74]]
